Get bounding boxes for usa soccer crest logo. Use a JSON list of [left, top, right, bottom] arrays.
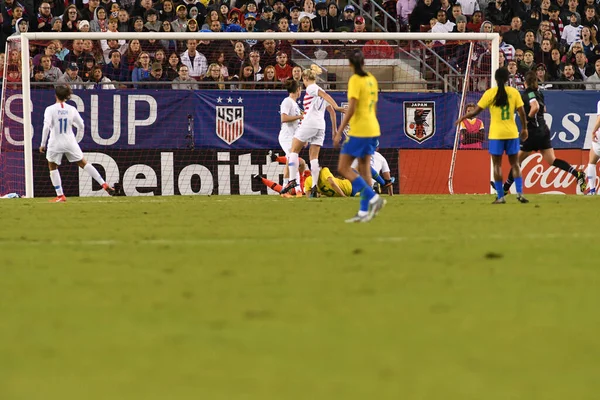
[[403, 101, 436, 144], [216, 105, 244, 145]]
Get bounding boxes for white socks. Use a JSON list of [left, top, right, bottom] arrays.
[[84, 163, 106, 186], [50, 170, 63, 196], [288, 152, 299, 186], [310, 159, 320, 188], [587, 163, 597, 191]]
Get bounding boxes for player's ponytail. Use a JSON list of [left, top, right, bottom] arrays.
[[302, 64, 322, 81], [348, 50, 368, 77], [284, 79, 299, 94], [524, 70, 538, 90], [493, 67, 509, 108]]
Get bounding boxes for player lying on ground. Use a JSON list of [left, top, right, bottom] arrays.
[[456, 67, 529, 204], [303, 167, 356, 197], [585, 100, 600, 195], [40, 85, 115, 202], [492, 71, 586, 195]]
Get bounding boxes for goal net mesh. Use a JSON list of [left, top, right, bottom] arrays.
[[0, 32, 495, 197]]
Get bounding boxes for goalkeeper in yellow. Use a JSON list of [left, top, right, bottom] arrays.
[[303, 167, 356, 197]]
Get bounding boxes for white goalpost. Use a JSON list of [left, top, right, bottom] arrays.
[[4, 31, 499, 198]]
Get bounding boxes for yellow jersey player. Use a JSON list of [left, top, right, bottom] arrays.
[[334, 50, 385, 222], [455, 67, 528, 204], [303, 167, 355, 197]]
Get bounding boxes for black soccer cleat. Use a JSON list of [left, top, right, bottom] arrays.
[[373, 182, 381, 194], [252, 174, 263, 183], [280, 179, 297, 195], [309, 185, 319, 198], [268, 150, 280, 163], [516, 194, 529, 203], [577, 171, 587, 193]]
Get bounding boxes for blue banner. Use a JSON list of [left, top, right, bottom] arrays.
[[1, 90, 597, 151]]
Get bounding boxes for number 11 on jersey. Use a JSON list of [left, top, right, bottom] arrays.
[[59, 118, 68, 134]]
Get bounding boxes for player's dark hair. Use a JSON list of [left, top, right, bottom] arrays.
[[284, 79, 299, 94], [55, 85, 72, 101], [525, 70, 538, 90], [348, 49, 368, 77], [493, 67, 509, 108]]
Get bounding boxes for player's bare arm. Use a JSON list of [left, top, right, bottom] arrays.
[[318, 89, 345, 113], [335, 98, 357, 147], [517, 106, 528, 141], [327, 177, 346, 197], [455, 105, 483, 125]]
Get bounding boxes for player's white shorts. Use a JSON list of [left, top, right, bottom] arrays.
[[46, 142, 84, 165], [278, 133, 294, 155], [294, 126, 325, 147], [593, 140, 600, 157]]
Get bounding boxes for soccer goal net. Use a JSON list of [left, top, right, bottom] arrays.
[[1, 31, 497, 198]]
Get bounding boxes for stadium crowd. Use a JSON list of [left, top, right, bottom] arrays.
[[1, 0, 599, 89]]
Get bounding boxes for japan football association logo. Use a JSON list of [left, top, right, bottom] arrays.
[[403, 101, 436, 144], [216, 97, 244, 145]]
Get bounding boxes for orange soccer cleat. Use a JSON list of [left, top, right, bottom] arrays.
[[50, 195, 67, 203], [102, 183, 116, 196]]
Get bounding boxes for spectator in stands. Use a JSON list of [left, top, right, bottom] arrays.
[[548, 5, 564, 40], [108, 3, 120, 19], [585, 58, 600, 89], [521, 29, 542, 61], [540, 38, 553, 63], [80, 54, 96, 81], [504, 16, 525, 48], [131, 15, 145, 32], [88, 65, 116, 90], [165, 51, 181, 80], [261, 39, 277, 69], [292, 65, 302, 82], [561, 0, 579, 25], [139, 62, 167, 88], [327, 2, 340, 21], [154, 48, 167, 68], [314, 2, 335, 32], [216, 51, 230, 79], [32, 65, 53, 88], [117, 9, 130, 32], [540, 0, 551, 20], [499, 31, 517, 62], [546, 47, 564, 79], [519, 49, 537, 74], [259, 65, 277, 89], [218, 3, 229, 24], [171, 5, 189, 32], [228, 41, 247, 78], [243, 12, 257, 33], [449, 4, 463, 23], [467, 10, 484, 32], [561, 14, 582, 48], [89, 7, 107, 32], [201, 63, 225, 89], [563, 40, 583, 64], [248, 49, 263, 80], [132, 52, 151, 88], [159, 21, 177, 53], [409, 0, 438, 32], [103, 50, 128, 86], [180, 39, 208, 80], [172, 65, 200, 89], [432, 8, 454, 33], [102, 38, 127, 63], [582, 6, 598, 30], [574, 51, 594, 79], [78, 20, 90, 33], [396, 0, 415, 31], [228, 8, 244, 26], [36, 2, 53, 32], [159, 0, 175, 22], [460, 0, 480, 17], [288, 6, 300, 31], [507, 60, 525, 89], [536, 20, 550, 43], [459, 103, 485, 149], [125, 40, 143, 73], [510, 0, 540, 27], [256, 6, 276, 31], [51, 17, 63, 32], [33, 41, 59, 67], [238, 62, 256, 89], [145, 9, 161, 31], [299, 0, 315, 20], [62, 5, 80, 32], [187, 18, 200, 32], [5, 65, 21, 90], [338, 5, 356, 30], [580, 26, 596, 58], [560, 63, 585, 88], [353, 15, 367, 32], [40, 54, 63, 82], [3, 4, 24, 35], [486, 0, 511, 26], [363, 36, 395, 59], [81, 0, 100, 21], [274, 51, 293, 81], [202, 9, 219, 30], [272, 0, 287, 21], [535, 63, 553, 89]]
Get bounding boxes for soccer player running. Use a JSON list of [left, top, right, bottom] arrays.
[[584, 102, 600, 195], [334, 50, 385, 222], [40, 85, 115, 202], [279, 79, 304, 190], [280, 64, 345, 198], [455, 67, 529, 204], [497, 71, 587, 195]]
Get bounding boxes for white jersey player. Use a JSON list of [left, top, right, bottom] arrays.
[[351, 148, 396, 195], [585, 100, 600, 194], [40, 85, 115, 202], [278, 80, 305, 189], [280, 64, 345, 198]]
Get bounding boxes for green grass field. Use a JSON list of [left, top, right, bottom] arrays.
[[1, 194, 599, 400]]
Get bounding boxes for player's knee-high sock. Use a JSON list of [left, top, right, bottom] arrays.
[[587, 164, 597, 192], [494, 181, 504, 198], [283, 177, 289, 186], [83, 164, 106, 186], [371, 167, 385, 185], [514, 176, 523, 195], [287, 152, 299, 185], [352, 177, 376, 215], [503, 170, 514, 192], [552, 159, 578, 177], [260, 177, 282, 193], [310, 159, 320, 188], [50, 170, 63, 196]]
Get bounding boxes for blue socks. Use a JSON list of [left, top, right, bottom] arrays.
[[514, 176, 523, 195], [371, 167, 385, 185], [494, 180, 504, 198], [352, 177, 376, 212]]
